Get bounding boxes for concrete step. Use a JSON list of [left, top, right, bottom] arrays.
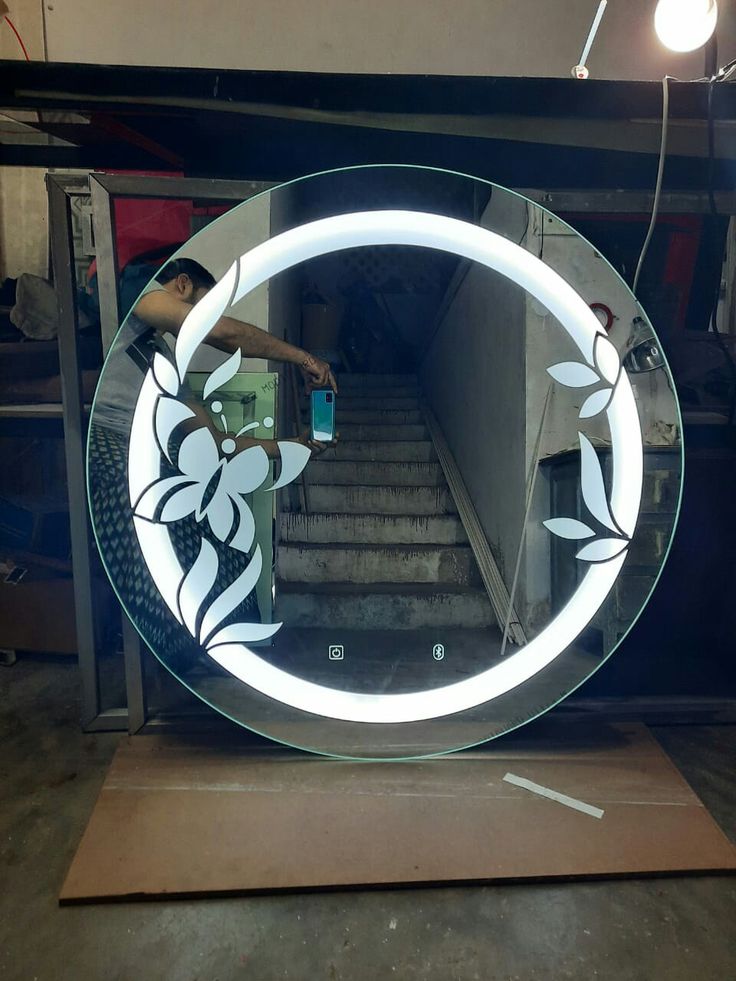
[[333, 385, 420, 399], [277, 543, 481, 585], [280, 513, 468, 545], [320, 440, 436, 463], [338, 373, 417, 388], [336, 409, 423, 426], [275, 582, 495, 629], [307, 460, 444, 487], [336, 423, 428, 441], [299, 484, 457, 514], [306, 396, 419, 412]]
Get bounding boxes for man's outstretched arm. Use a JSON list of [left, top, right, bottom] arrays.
[[134, 289, 337, 392]]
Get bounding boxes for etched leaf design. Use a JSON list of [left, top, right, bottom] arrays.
[[134, 475, 193, 520], [229, 495, 256, 555], [267, 441, 312, 492], [159, 483, 203, 523], [152, 352, 180, 395], [175, 260, 238, 380], [177, 539, 219, 636], [203, 349, 242, 401], [155, 397, 195, 462], [593, 333, 621, 386], [178, 426, 220, 479], [579, 433, 617, 532], [203, 488, 235, 542], [200, 544, 263, 643], [579, 388, 613, 419], [221, 445, 270, 496], [576, 538, 629, 562], [206, 620, 282, 648], [547, 362, 599, 387], [543, 518, 595, 540]]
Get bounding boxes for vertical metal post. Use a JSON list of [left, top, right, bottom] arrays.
[[47, 176, 101, 727], [122, 615, 147, 734], [89, 174, 122, 355], [89, 173, 148, 731], [78, 173, 273, 731]]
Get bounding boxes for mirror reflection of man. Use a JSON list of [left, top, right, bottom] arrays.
[[134, 258, 337, 456]]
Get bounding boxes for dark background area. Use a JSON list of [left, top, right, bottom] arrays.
[[2, 61, 735, 706]]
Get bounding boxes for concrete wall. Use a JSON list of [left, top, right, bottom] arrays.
[[521, 207, 680, 631], [524, 208, 680, 462], [421, 192, 680, 634], [0, 0, 44, 61], [39, 0, 736, 82], [421, 191, 528, 594], [0, 166, 47, 281], [0, 3, 47, 281]]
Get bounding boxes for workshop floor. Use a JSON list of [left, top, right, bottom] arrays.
[[1, 656, 735, 981]]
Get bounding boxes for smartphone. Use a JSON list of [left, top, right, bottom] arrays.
[[311, 389, 335, 442]]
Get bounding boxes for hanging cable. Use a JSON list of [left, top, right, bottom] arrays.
[[632, 77, 670, 295]]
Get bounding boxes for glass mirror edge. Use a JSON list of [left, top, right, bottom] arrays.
[[84, 164, 685, 758]]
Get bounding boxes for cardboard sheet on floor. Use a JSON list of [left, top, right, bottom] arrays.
[[60, 722, 736, 902]]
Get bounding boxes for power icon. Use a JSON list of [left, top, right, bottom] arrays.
[[432, 644, 445, 661]]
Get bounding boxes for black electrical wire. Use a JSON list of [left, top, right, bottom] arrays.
[[517, 202, 530, 246], [633, 77, 669, 295], [707, 77, 718, 217], [539, 212, 545, 260]]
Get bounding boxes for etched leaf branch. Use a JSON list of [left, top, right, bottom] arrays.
[[542, 433, 630, 563], [547, 333, 622, 422], [543, 332, 630, 564]]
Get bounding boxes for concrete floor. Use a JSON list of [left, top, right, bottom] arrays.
[[1, 656, 735, 981]]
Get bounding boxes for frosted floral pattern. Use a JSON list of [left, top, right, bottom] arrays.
[[131, 257, 310, 649], [544, 333, 631, 563]]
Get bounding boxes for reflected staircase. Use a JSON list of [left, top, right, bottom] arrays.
[[275, 373, 495, 634]]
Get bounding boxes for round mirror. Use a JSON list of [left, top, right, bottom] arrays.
[[87, 165, 683, 758]]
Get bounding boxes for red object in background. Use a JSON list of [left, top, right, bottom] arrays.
[[112, 196, 192, 270], [3, 15, 31, 60], [86, 170, 230, 281], [562, 213, 703, 333], [661, 217, 702, 329], [590, 302, 614, 331]]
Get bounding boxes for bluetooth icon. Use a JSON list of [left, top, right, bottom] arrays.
[[432, 644, 445, 661]]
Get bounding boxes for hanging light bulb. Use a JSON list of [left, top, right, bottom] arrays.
[[654, 0, 718, 53]]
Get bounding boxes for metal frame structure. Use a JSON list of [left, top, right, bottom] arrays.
[[48, 173, 271, 732], [49, 172, 736, 734]]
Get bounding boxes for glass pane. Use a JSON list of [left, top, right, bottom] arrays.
[[87, 165, 683, 758]]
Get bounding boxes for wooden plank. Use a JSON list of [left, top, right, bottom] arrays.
[[60, 722, 736, 903]]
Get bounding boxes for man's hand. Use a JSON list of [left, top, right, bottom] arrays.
[[298, 352, 337, 394], [134, 292, 340, 395], [295, 428, 338, 456]]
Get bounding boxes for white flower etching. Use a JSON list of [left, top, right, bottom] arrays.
[[130, 260, 312, 649], [134, 426, 270, 553]]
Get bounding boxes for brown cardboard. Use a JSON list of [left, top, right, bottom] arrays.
[[60, 722, 736, 903]]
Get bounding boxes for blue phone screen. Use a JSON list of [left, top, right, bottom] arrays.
[[311, 390, 335, 442]]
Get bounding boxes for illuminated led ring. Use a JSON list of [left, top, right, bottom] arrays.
[[129, 210, 643, 724]]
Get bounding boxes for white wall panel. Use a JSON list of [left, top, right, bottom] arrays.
[[44, 0, 736, 81]]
